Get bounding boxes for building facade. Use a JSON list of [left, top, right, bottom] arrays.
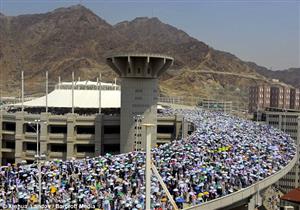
[[270, 86, 284, 108], [265, 110, 300, 193], [0, 110, 186, 165], [283, 87, 291, 109], [290, 89, 300, 110], [249, 85, 270, 113], [249, 84, 298, 113]]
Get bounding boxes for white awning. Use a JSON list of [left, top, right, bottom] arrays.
[[15, 89, 121, 108]]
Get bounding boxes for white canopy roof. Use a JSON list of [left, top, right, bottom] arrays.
[[13, 80, 165, 110], [58, 81, 119, 90], [16, 89, 121, 108]]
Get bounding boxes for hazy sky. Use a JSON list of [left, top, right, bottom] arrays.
[[1, 0, 299, 70]]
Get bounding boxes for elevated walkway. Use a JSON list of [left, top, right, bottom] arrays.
[[184, 154, 297, 210]]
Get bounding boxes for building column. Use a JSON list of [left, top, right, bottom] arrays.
[[247, 192, 261, 210], [95, 114, 102, 156], [175, 114, 183, 140], [120, 78, 158, 153], [266, 113, 270, 124], [182, 117, 188, 139], [248, 195, 256, 210], [15, 112, 24, 164], [66, 114, 76, 160], [40, 113, 49, 158], [279, 115, 282, 130]]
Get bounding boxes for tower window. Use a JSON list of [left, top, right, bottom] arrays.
[[137, 68, 141, 73], [128, 68, 131, 73]]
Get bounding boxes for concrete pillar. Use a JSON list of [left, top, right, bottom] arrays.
[[144, 124, 153, 210], [247, 190, 263, 210], [106, 54, 173, 154], [248, 194, 257, 210], [174, 114, 189, 140], [120, 78, 157, 152], [95, 114, 102, 156], [266, 113, 270, 124], [40, 113, 49, 157], [279, 115, 282, 130], [182, 117, 188, 139], [175, 114, 183, 140], [15, 112, 24, 163], [66, 114, 76, 160]]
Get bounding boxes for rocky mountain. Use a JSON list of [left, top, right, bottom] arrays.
[[0, 4, 285, 107], [255, 67, 300, 88], [114, 17, 209, 69]]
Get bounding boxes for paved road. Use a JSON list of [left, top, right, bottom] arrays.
[[190, 70, 268, 82]]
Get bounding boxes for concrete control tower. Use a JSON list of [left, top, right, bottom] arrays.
[[106, 54, 173, 153]]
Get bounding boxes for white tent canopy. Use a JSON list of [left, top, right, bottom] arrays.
[[15, 89, 121, 108], [13, 80, 165, 110], [57, 81, 119, 90]]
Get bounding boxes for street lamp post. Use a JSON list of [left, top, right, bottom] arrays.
[[28, 119, 46, 207], [255, 103, 261, 207], [182, 116, 184, 140], [296, 116, 300, 188], [142, 123, 154, 210], [34, 153, 46, 206], [36, 120, 40, 157]]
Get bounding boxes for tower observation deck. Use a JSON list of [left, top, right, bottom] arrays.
[[106, 54, 174, 153]]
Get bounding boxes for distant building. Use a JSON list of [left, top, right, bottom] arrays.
[[270, 86, 284, 108], [248, 85, 270, 113], [198, 99, 232, 113], [290, 89, 300, 110], [284, 87, 291, 109], [0, 80, 188, 165], [249, 84, 298, 113], [280, 187, 300, 210]]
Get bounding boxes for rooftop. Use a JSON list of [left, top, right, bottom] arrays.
[[281, 188, 300, 204], [14, 80, 121, 109]]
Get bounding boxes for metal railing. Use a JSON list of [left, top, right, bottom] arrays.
[[158, 96, 248, 113]]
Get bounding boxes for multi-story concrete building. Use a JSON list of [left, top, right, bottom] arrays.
[[283, 87, 291, 109], [290, 88, 300, 110], [270, 86, 284, 108], [0, 110, 185, 165], [249, 84, 298, 113], [249, 85, 270, 113], [0, 80, 187, 165], [265, 108, 300, 193]]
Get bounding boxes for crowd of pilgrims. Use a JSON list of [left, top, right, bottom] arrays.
[[0, 109, 296, 209]]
